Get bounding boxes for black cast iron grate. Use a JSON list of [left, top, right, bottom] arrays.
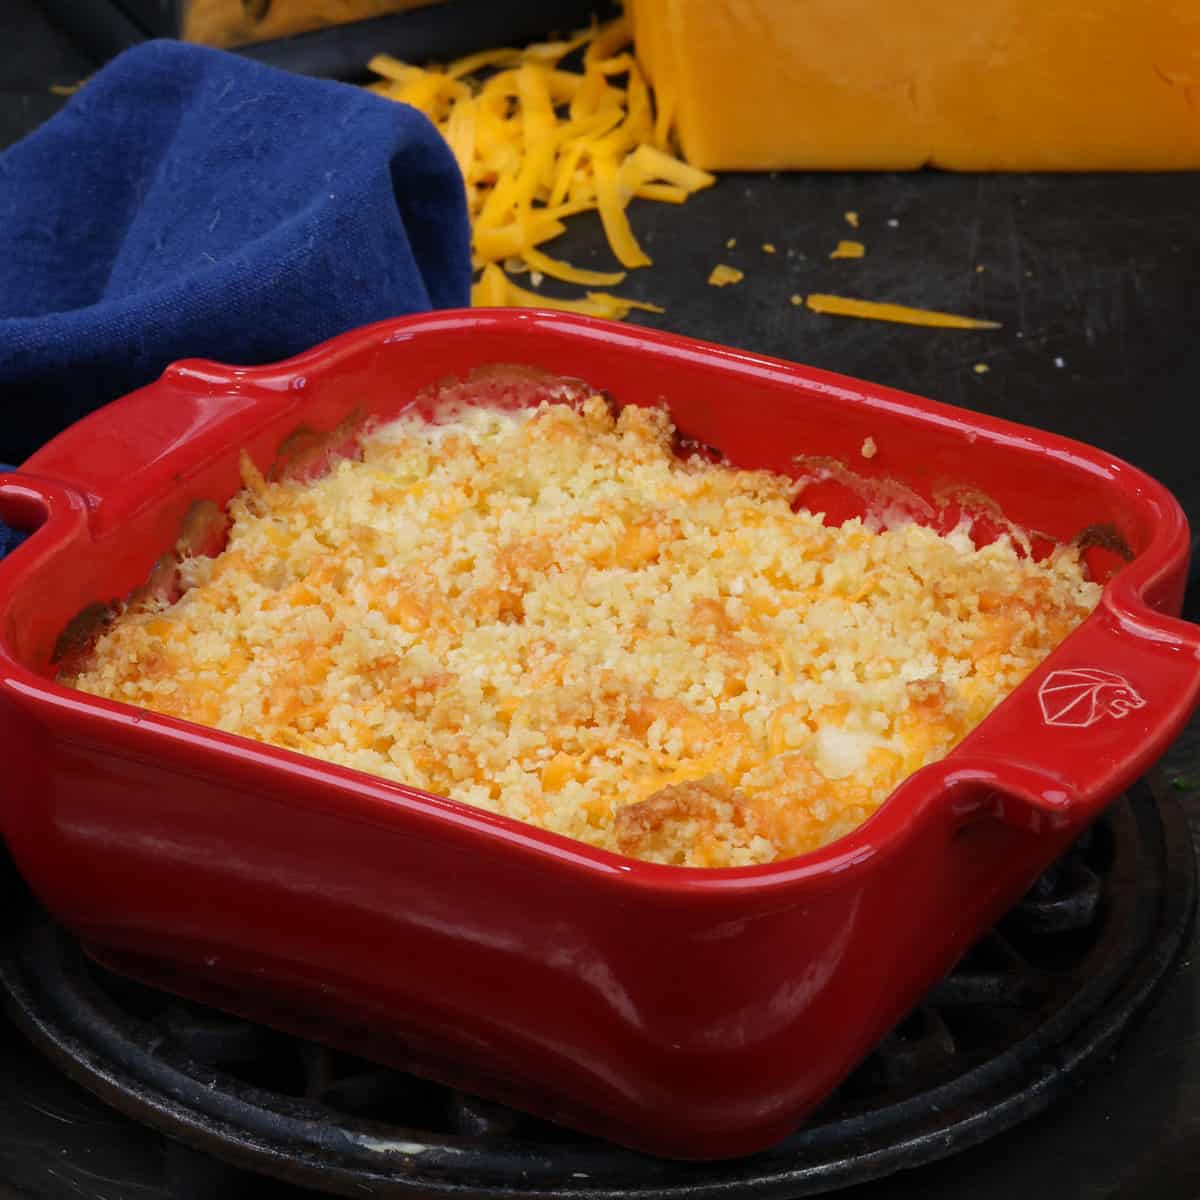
[[0, 776, 1194, 1199]]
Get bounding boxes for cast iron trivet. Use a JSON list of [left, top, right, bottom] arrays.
[[0, 775, 1193, 1198]]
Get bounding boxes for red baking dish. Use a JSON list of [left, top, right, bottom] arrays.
[[1, 309, 1198, 1160]]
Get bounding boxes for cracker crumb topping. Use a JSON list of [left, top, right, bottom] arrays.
[[64, 395, 1101, 867]]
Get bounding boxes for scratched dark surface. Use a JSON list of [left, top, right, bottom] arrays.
[[2, 2, 1199, 1198]]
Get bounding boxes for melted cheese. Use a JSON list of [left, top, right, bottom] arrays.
[[471, 263, 664, 318]]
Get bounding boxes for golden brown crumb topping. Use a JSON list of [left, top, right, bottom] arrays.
[[64, 395, 1101, 867]]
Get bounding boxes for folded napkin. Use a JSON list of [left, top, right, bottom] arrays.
[[0, 39, 471, 471]]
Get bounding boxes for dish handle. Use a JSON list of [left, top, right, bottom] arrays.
[[20, 360, 303, 533], [950, 596, 1200, 833]]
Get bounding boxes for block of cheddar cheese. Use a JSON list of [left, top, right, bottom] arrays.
[[627, 0, 1200, 170]]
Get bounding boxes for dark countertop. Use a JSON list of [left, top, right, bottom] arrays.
[[1, 4, 1199, 1198]]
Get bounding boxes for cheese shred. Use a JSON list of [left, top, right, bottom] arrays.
[[367, 17, 715, 317], [806, 294, 1003, 330], [708, 264, 744, 287]]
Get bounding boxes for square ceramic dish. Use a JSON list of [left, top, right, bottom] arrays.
[[1, 310, 1198, 1160]]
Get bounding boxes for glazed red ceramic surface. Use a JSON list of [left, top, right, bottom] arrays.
[[1, 310, 1197, 1159]]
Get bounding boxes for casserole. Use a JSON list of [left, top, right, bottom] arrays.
[[58, 389, 1104, 867], [0, 309, 1197, 1159]]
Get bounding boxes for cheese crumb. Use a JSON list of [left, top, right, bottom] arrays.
[[789, 293, 803, 306], [761, 243, 777, 254], [844, 210, 860, 228], [973, 363, 990, 374], [725, 237, 737, 249], [830, 240, 866, 260], [860, 436, 878, 459], [708, 264, 744, 287]]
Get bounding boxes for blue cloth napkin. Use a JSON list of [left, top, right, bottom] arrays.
[[0, 39, 471, 485]]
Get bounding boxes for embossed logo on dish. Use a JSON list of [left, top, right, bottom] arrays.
[[1038, 668, 1145, 728]]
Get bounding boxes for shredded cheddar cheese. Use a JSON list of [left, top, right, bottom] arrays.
[[66, 393, 1099, 868], [806, 294, 1003, 329], [366, 16, 714, 316]]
